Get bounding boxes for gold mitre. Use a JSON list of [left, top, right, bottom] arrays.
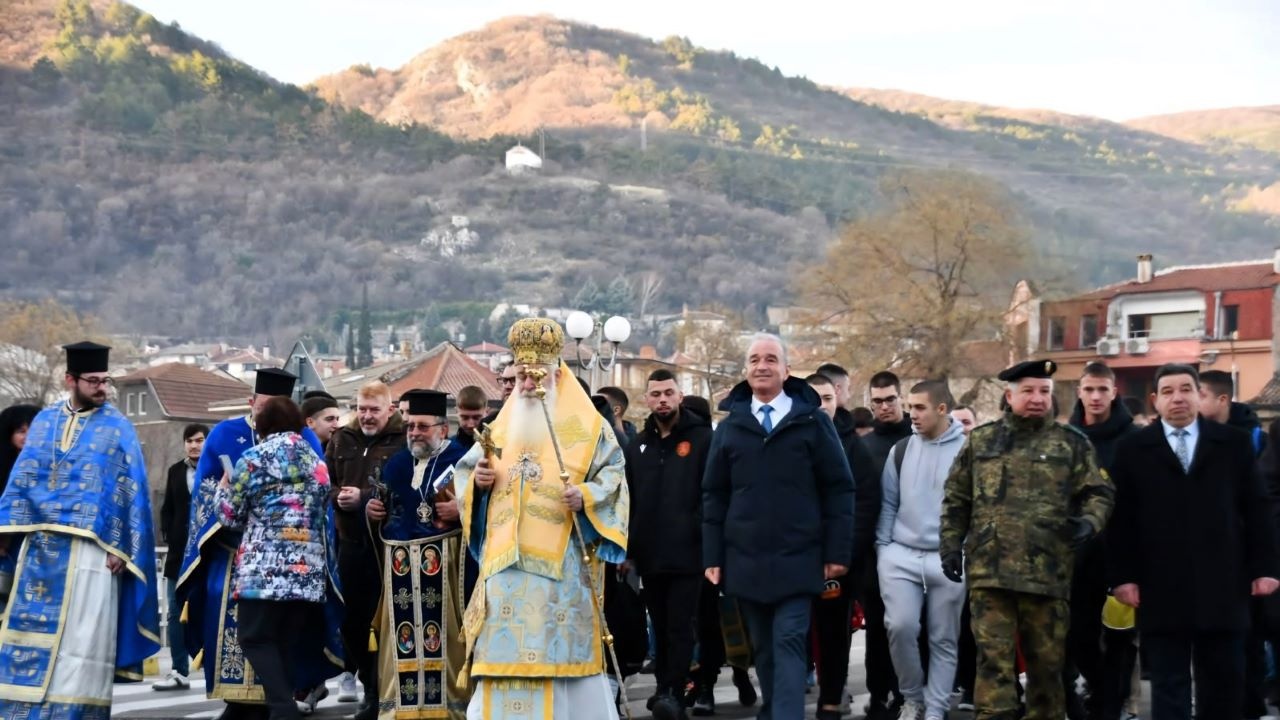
[[507, 317, 565, 366]]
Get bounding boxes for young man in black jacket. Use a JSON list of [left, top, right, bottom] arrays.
[[625, 369, 713, 720], [153, 422, 208, 691], [859, 370, 914, 718]]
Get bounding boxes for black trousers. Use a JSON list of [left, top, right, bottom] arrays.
[[812, 577, 854, 707], [696, 578, 727, 686], [238, 599, 314, 720], [1143, 630, 1245, 720], [642, 572, 702, 695], [956, 598, 977, 694], [1099, 627, 1138, 720], [339, 541, 382, 699], [861, 558, 900, 703], [1064, 544, 1107, 708]]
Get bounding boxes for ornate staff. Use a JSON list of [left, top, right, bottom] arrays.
[[527, 365, 632, 719]]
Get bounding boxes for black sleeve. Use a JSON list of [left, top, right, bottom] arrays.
[[846, 434, 879, 577], [813, 413, 855, 568], [159, 466, 177, 544], [702, 427, 730, 570], [1104, 440, 1140, 589], [1242, 435, 1280, 581]]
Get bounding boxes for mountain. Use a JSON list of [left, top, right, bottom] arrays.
[[2, 2, 1278, 348], [1126, 106, 1280, 154]]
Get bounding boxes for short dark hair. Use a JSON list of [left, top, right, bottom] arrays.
[[300, 395, 338, 419], [254, 396, 305, 437], [909, 380, 955, 411], [302, 390, 335, 401], [869, 370, 901, 393], [1199, 370, 1233, 399], [815, 363, 849, 380], [1121, 396, 1147, 417], [681, 395, 711, 418], [597, 386, 629, 411], [1081, 362, 1115, 381], [804, 373, 834, 388], [851, 407, 874, 428], [1153, 363, 1199, 390], [182, 423, 210, 441], [647, 369, 677, 384], [456, 385, 487, 411], [953, 404, 977, 421]]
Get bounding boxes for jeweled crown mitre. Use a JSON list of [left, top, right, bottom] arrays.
[[507, 317, 565, 366]]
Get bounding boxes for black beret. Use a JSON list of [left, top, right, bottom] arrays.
[[997, 359, 1057, 382]]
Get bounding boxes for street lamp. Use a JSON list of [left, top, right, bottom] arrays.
[[565, 310, 631, 391]]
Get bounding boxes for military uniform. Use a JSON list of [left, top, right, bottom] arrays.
[[939, 362, 1114, 720]]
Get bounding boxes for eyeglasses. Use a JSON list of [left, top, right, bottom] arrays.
[[497, 377, 517, 387], [404, 422, 447, 432], [75, 376, 114, 388], [870, 395, 899, 406]]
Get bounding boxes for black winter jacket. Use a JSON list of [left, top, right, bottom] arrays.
[[703, 378, 855, 603], [625, 405, 713, 576], [835, 408, 879, 582], [861, 415, 914, 480]]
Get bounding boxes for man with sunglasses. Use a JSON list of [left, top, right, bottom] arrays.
[[859, 370, 915, 719], [365, 390, 472, 718], [0, 342, 160, 719]]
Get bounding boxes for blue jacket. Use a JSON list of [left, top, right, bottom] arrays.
[[703, 377, 856, 603]]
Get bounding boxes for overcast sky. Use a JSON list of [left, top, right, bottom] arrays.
[[130, 0, 1278, 121]]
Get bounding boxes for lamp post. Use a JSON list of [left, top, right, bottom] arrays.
[[565, 311, 631, 392]]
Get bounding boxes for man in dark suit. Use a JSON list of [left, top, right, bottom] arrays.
[[153, 422, 208, 691], [1107, 364, 1280, 720], [703, 333, 855, 720]]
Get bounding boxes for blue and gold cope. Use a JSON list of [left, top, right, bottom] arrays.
[[177, 416, 343, 700], [0, 403, 161, 717]]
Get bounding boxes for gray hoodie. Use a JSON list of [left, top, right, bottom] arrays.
[[876, 418, 967, 551]]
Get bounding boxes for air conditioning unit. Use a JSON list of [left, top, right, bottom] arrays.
[[1125, 337, 1150, 355], [1096, 338, 1121, 357]]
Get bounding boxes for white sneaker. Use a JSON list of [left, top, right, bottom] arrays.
[[296, 684, 329, 715], [152, 670, 189, 691], [338, 672, 358, 702], [897, 699, 926, 720]]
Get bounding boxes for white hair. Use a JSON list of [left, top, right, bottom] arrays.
[[744, 332, 789, 366]]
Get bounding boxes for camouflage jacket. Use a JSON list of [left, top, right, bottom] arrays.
[[940, 412, 1114, 599]]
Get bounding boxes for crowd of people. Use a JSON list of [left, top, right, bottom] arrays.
[[0, 322, 1279, 720]]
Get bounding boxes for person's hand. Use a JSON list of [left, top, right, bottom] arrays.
[[473, 458, 497, 490], [1068, 517, 1094, 549], [618, 560, 633, 575], [1253, 577, 1280, 596], [336, 486, 361, 511], [366, 498, 386, 522], [562, 485, 584, 512], [824, 564, 848, 580], [941, 551, 964, 583], [435, 499, 459, 523], [105, 554, 125, 575], [1114, 583, 1141, 608], [704, 567, 721, 585]]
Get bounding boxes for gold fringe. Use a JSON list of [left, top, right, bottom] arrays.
[[367, 628, 377, 653], [179, 601, 188, 624], [191, 648, 204, 671]]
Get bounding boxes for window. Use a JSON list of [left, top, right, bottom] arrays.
[[1223, 305, 1240, 338], [1080, 314, 1099, 347], [125, 393, 134, 415], [1128, 314, 1151, 338], [138, 392, 147, 416], [1047, 317, 1066, 350]]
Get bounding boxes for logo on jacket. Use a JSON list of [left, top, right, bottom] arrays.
[[676, 441, 692, 457]]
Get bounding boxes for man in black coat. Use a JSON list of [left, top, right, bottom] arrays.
[[624, 369, 713, 720], [1066, 362, 1140, 718], [858, 370, 914, 718], [703, 334, 855, 720], [153, 422, 208, 691], [1107, 364, 1280, 720]]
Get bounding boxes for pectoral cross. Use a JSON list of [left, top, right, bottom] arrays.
[[475, 423, 502, 461], [416, 502, 434, 523]]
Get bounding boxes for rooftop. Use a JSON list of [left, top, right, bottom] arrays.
[[1076, 259, 1278, 300], [117, 362, 250, 420]]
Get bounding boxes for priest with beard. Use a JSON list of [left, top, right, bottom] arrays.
[[365, 389, 471, 719], [456, 318, 630, 720]]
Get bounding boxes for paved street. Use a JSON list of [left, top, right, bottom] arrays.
[[110, 633, 1172, 719]]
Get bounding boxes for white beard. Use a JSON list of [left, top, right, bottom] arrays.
[[505, 383, 555, 450]]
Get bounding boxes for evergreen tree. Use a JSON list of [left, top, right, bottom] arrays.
[[345, 324, 355, 369], [357, 283, 373, 368]]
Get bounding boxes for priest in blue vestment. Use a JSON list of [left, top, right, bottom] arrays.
[[0, 341, 161, 720], [177, 368, 343, 720]]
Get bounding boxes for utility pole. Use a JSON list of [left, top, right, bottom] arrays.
[[640, 117, 647, 152]]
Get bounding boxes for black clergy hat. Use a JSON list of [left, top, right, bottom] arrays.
[[254, 367, 298, 397], [402, 389, 447, 417], [997, 359, 1058, 382], [63, 341, 110, 374]]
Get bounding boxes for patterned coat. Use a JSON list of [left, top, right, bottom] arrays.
[[939, 412, 1114, 600], [216, 431, 331, 602]]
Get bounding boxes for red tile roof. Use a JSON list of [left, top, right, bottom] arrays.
[[1250, 373, 1280, 408], [464, 342, 509, 354], [380, 343, 502, 402], [117, 363, 250, 420], [1077, 260, 1278, 300]]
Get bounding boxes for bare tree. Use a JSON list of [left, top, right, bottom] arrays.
[[636, 272, 664, 319], [0, 300, 99, 404], [673, 306, 743, 399], [798, 169, 1032, 379]]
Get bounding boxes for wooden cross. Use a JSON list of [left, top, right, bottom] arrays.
[[475, 423, 502, 461]]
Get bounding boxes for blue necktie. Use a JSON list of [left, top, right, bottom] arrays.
[[760, 404, 774, 434], [1173, 428, 1191, 472]]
